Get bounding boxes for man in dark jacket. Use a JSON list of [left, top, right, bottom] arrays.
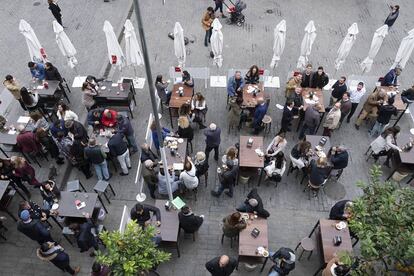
[[339, 92, 352, 123], [369, 97, 397, 137], [44, 62, 63, 83], [381, 67, 402, 87], [107, 132, 131, 176], [301, 64, 313, 88], [204, 123, 221, 161], [330, 146, 349, 170], [280, 101, 294, 132], [142, 160, 158, 199], [205, 255, 237, 276], [65, 120, 88, 145], [330, 76, 347, 105], [84, 138, 110, 181], [211, 160, 237, 198], [178, 206, 203, 233], [17, 210, 54, 244], [252, 98, 267, 134], [87, 108, 105, 128], [236, 188, 270, 218], [269, 247, 296, 275], [48, 0, 63, 26], [130, 203, 161, 227], [384, 5, 399, 27], [401, 85, 414, 103], [299, 104, 321, 140], [69, 220, 98, 256], [140, 143, 158, 163], [310, 66, 329, 89], [116, 115, 138, 153], [329, 200, 353, 220]]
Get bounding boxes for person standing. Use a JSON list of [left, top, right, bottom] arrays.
[[211, 160, 237, 198], [214, 0, 226, 18], [369, 97, 397, 137], [204, 123, 221, 161], [3, 75, 27, 110], [280, 101, 294, 133], [322, 102, 341, 137], [202, 7, 215, 47], [17, 210, 54, 244], [301, 64, 314, 88], [381, 66, 402, 87], [346, 82, 366, 123], [205, 255, 237, 276], [310, 66, 329, 89], [384, 5, 399, 27], [285, 73, 302, 98], [84, 138, 110, 181], [330, 77, 347, 106], [37, 241, 80, 275], [68, 219, 99, 257], [355, 89, 387, 130], [339, 92, 352, 124], [116, 115, 138, 154], [299, 104, 321, 140], [48, 0, 63, 26], [107, 132, 131, 176], [142, 160, 158, 199]]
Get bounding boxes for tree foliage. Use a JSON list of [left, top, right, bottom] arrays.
[[96, 220, 171, 276], [349, 166, 414, 275]]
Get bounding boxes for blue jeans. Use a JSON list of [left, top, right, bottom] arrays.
[[268, 269, 281, 276], [370, 121, 387, 138], [204, 28, 212, 46], [93, 160, 110, 180], [126, 134, 138, 152]]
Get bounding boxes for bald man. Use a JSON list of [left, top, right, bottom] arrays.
[[205, 255, 237, 276]]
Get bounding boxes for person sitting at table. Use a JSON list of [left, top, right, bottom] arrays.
[[130, 203, 161, 227], [221, 212, 246, 239], [86, 75, 104, 89], [57, 103, 79, 122], [211, 160, 237, 198], [381, 66, 402, 87], [370, 126, 402, 168], [0, 158, 31, 199], [245, 65, 260, 84], [265, 132, 287, 162], [65, 120, 89, 145], [322, 256, 351, 276], [179, 102, 192, 122], [252, 97, 268, 134], [310, 66, 329, 89], [17, 210, 54, 245], [227, 71, 245, 99], [178, 205, 204, 234], [288, 87, 304, 117], [191, 92, 207, 129], [329, 145, 349, 178], [280, 100, 294, 132], [142, 160, 158, 199], [339, 92, 352, 124], [369, 97, 397, 138], [81, 81, 98, 111], [101, 109, 118, 127], [267, 247, 296, 276], [150, 121, 171, 151], [20, 86, 39, 110], [69, 219, 99, 257], [155, 74, 171, 106], [401, 84, 414, 104], [70, 139, 93, 179], [194, 151, 209, 178], [309, 157, 330, 190], [158, 167, 180, 196], [236, 188, 270, 218], [206, 255, 237, 276], [107, 131, 131, 176], [179, 157, 199, 191], [28, 61, 46, 81], [50, 119, 67, 138], [87, 107, 105, 128], [330, 76, 347, 106], [35, 128, 64, 165], [301, 63, 313, 88], [221, 146, 238, 167], [290, 141, 312, 170], [329, 200, 353, 221], [285, 73, 302, 98], [3, 74, 27, 110], [10, 156, 41, 187], [40, 180, 60, 210], [84, 138, 111, 181], [29, 111, 49, 131], [355, 89, 387, 130], [322, 102, 341, 137], [140, 143, 158, 163], [264, 151, 286, 185], [18, 200, 54, 223], [177, 116, 194, 146], [116, 114, 138, 154], [37, 241, 81, 275], [16, 124, 42, 155], [54, 131, 73, 162], [182, 70, 194, 88]]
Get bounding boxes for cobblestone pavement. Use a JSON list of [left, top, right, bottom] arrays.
[[0, 0, 413, 275]]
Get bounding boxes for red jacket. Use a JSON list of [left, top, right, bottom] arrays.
[[101, 110, 118, 127], [16, 131, 41, 153], [13, 162, 41, 186]]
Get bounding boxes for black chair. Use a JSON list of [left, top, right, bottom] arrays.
[[0, 188, 17, 222], [66, 180, 87, 192], [221, 232, 238, 248]]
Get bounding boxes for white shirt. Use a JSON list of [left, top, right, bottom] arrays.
[[57, 110, 79, 121], [191, 100, 206, 110], [179, 161, 199, 189], [349, 87, 366, 104]]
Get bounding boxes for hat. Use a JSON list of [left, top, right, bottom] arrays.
[[20, 210, 30, 221], [64, 120, 74, 128], [248, 198, 258, 207]]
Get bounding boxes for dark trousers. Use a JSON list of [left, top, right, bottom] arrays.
[[204, 28, 212, 46], [322, 127, 332, 137], [51, 253, 75, 274], [214, 2, 223, 13], [216, 183, 233, 197], [18, 99, 27, 111], [205, 145, 219, 161], [147, 182, 157, 199], [347, 103, 359, 121], [54, 15, 63, 26], [299, 124, 316, 140]]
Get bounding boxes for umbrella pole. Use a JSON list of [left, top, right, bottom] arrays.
[[133, 0, 173, 201]]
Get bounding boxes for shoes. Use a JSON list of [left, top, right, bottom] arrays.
[[214, 157, 219, 162], [354, 124, 359, 130], [105, 173, 113, 181], [120, 172, 129, 176], [224, 191, 233, 198], [127, 166, 132, 169], [204, 43, 208, 47], [73, 267, 81, 274], [199, 124, 207, 129], [210, 190, 220, 197]]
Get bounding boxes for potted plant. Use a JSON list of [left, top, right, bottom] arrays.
[[95, 220, 171, 276]]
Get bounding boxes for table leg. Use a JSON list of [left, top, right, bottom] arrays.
[[176, 241, 180, 258], [257, 167, 264, 186], [386, 169, 396, 181], [0, 146, 9, 158], [260, 257, 269, 272], [315, 112, 325, 133], [169, 108, 174, 128], [393, 104, 409, 127], [236, 167, 240, 186], [308, 220, 320, 238], [312, 264, 326, 276]]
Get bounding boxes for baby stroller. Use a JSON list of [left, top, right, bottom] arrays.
[[224, 0, 246, 26]]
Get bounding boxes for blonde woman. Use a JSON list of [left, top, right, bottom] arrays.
[[177, 116, 194, 143]]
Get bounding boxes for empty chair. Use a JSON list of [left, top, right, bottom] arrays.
[[66, 180, 86, 192], [93, 180, 116, 214]]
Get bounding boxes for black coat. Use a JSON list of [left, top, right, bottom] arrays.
[[17, 219, 53, 244], [75, 221, 97, 252], [311, 73, 329, 89], [195, 160, 209, 177], [309, 159, 329, 186], [130, 204, 161, 226], [329, 200, 351, 220], [205, 256, 237, 276], [242, 188, 270, 218], [45, 66, 63, 82], [376, 104, 397, 124], [330, 151, 349, 170], [70, 121, 88, 144], [108, 133, 128, 156], [178, 212, 203, 233], [331, 81, 347, 100], [219, 166, 238, 188], [178, 125, 194, 141], [140, 149, 158, 163], [281, 106, 294, 131], [48, 3, 61, 18]]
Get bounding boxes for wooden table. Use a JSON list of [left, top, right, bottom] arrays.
[[301, 88, 326, 113], [386, 133, 414, 180], [55, 192, 98, 218], [305, 135, 331, 160], [155, 200, 180, 257], [238, 214, 268, 267], [168, 83, 193, 127], [164, 137, 187, 172], [239, 136, 265, 186], [242, 83, 266, 108]]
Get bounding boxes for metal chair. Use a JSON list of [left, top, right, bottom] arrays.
[[62, 226, 75, 246], [93, 180, 116, 214], [178, 227, 196, 242], [221, 232, 238, 249], [66, 180, 87, 192], [0, 189, 17, 222]]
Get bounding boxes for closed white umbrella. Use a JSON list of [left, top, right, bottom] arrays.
[[334, 23, 359, 71], [360, 25, 388, 73], [211, 18, 223, 68], [174, 22, 186, 68], [124, 19, 144, 67], [19, 19, 46, 63], [391, 28, 414, 69], [297, 20, 317, 69], [270, 20, 286, 69], [53, 20, 78, 69], [103, 20, 125, 68]]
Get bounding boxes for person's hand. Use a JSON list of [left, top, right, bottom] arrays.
[[299, 105, 304, 110], [83, 212, 90, 218], [109, 123, 113, 127], [94, 121, 99, 125], [398, 148, 403, 152], [50, 210, 59, 216], [253, 211, 257, 215], [144, 221, 151, 226], [155, 221, 161, 227]]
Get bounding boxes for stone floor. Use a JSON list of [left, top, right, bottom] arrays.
[[0, 0, 413, 275]]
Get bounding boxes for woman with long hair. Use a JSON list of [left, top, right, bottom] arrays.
[[370, 126, 402, 167], [266, 132, 287, 160], [155, 74, 171, 106], [264, 152, 286, 184], [11, 156, 41, 187], [221, 147, 239, 166], [81, 82, 97, 111], [56, 103, 79, 121], [177, 116, 194, 144], [222, 212, 247, 238], [20, 87, 39, 110], [0, 158, 31, 198], [191, 92, 207, 129], [290, 141, 312, 170], [245, 65, 260, 84]]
